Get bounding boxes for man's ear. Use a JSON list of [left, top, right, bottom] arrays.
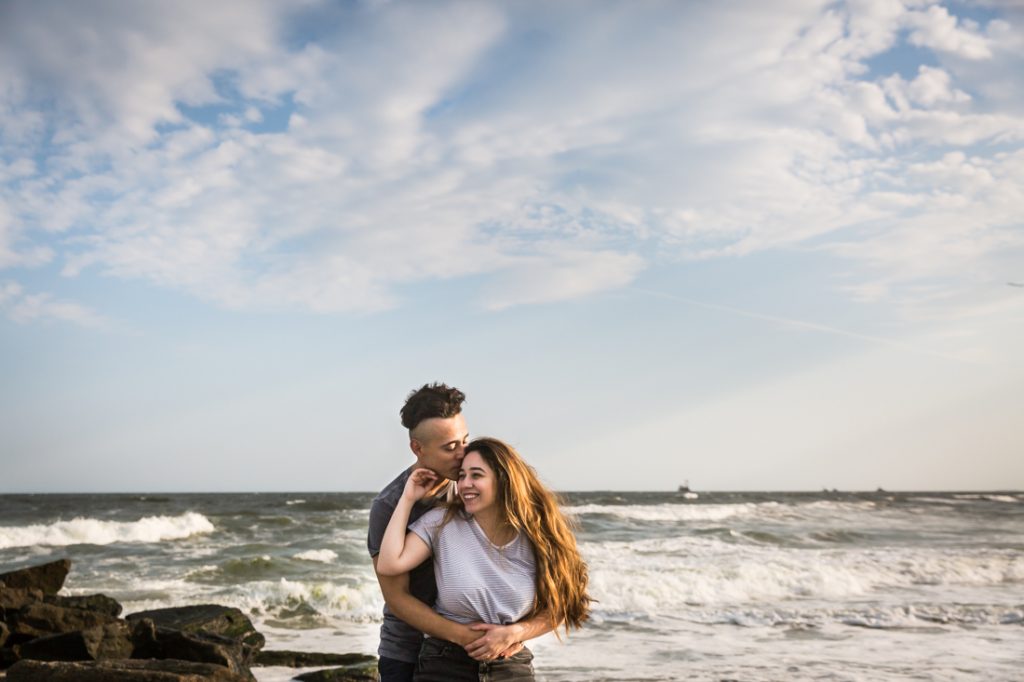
[[409, 438, 422, 458]]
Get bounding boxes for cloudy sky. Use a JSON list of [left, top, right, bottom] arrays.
[[1, 0, 1022, 493]]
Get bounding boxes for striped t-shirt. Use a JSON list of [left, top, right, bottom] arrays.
[[410, 507, 536, 626]]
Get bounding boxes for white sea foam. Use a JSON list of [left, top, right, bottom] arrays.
[[564, 500, 888, 524], [952, 494, 1021, 503], [581, 536, 1024, 613], [983, 495, 1020, 503], [231, 577, 383, 622], [564, 502, 768, 522], [286, 500, 306, 505], [0, 512, 215, 549], [293, 549, 338, 563]]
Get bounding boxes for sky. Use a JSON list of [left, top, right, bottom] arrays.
[[1, 0, 1022, 493]]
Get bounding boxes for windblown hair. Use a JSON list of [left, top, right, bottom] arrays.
[[400, 383, 466, 431], [449, 437, 591, 634]]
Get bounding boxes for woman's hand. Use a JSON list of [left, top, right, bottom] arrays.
[[403, 467, 439, 502], [464, 622, 525, 661]]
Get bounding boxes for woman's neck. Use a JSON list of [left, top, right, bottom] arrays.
[[471, 506, 514, 546]]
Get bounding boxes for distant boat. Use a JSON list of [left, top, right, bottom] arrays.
[[677, 481, 699, 500]]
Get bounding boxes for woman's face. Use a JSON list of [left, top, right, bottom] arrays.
[[458, 451, 498, 514]]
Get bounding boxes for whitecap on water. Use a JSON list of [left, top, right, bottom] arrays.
[[293, 549, 338, 563], [0, 512, 215, 549]]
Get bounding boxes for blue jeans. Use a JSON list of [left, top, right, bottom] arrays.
[[414, 637, 535, 681]]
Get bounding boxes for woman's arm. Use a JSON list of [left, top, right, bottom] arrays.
[[372, 557, 482, 645], [376, 468, 437, 576], [464, 613, 554, 661]]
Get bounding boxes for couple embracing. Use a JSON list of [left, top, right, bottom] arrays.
[[367, 383, 592, 681]]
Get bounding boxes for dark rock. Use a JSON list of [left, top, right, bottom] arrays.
[[7, 602, 118, 639], [44, 593, 123, 617], [0, 588, 43, 611], [293, 661, 379, 682], [130, 620, 254, 681], [0, 621, 8, 647], [126, 605, 264, 651], [6, 658, 249, 681], [254, 650, 376, 668], [0, 645, 20, 669], [17, 621, 133, 662], [0, 560, 71, 596]]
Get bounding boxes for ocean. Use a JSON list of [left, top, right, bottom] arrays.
[[0, 491, 1021, 681]]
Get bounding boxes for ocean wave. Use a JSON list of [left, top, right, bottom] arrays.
[[0, 512, 215, 549], [686, 604, 1024, 629], [564, 500, 886, 524], [231, 577, 382, 623], [582, 537, 1024, 613], [952, 494, 1021, 503], [293, 549, 338, 563], [564, 502, 768, 522]]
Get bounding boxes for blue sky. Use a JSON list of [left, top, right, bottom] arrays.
[[1, 0, 1022, 492]]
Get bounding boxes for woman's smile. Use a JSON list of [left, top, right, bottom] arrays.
[[458, 451, 495, 512]]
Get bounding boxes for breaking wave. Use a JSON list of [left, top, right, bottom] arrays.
[[0, 512, 215, 549]]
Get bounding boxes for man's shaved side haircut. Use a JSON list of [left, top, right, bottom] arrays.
[[400, 383, 466, 432]]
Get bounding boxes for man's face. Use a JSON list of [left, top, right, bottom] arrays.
[[410, 413, 469, 481]]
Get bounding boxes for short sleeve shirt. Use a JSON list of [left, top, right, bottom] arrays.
[[367, 468, 448, 663], [410, 507, 536, 626]]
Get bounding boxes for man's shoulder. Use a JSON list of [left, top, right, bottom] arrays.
[[370, 468, 412, 515]]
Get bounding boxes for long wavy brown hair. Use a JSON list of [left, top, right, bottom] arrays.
[[446, 437, 591, 634]]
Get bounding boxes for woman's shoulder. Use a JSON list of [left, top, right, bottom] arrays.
[[416, 506, 448, 525]]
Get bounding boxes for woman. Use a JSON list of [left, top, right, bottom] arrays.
[[377, 437, 591, 681]]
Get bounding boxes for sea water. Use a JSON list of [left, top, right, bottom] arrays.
[[1, 491, 1021, 681]]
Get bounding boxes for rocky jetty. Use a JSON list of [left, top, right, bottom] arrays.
[[0, 559, 378, 681]]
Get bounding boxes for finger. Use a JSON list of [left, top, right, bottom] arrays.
[[469, 623, 496, 631]]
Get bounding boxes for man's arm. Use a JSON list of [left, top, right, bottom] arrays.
[[372, 556, 479, 646], [464, 613, 555, 661]]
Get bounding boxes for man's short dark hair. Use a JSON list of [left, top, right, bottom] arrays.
[[400, 383, 466, 431]]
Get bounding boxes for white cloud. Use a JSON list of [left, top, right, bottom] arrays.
[[481, 249, 644, 311], [904, 4, 993, 59], [0, 0, 1021, 324], [0, 280, 107, 327], [905, 65, 971, 106]]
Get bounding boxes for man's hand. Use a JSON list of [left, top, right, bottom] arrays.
[[464, 622, 525, 661]]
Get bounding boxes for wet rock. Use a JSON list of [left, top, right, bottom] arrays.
[[17, 621, 133, 662], [0, 645, 20, 669], [6, 658, 249, 681], [44, 593, 123, 618], [130, 619, 253, 681], [0, 561, 71, 596], [0, 621, 8, 647], [126, 605, 264, 651], [7, 603, 118, 639], [293, 661, 379, 682], [0, 589, 43, 612], [254, 651, 376, 668]]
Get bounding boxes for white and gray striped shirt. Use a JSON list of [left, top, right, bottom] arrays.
[[410, 507, 536, 626]]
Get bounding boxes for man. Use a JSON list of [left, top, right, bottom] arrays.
[[367, 383, 551, 681]]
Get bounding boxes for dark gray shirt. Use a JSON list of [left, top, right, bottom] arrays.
[[367, 468, 446, 663]]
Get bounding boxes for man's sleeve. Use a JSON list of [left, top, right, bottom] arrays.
[[409, 507, 440, 550], [367, 498, 392, 558]]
